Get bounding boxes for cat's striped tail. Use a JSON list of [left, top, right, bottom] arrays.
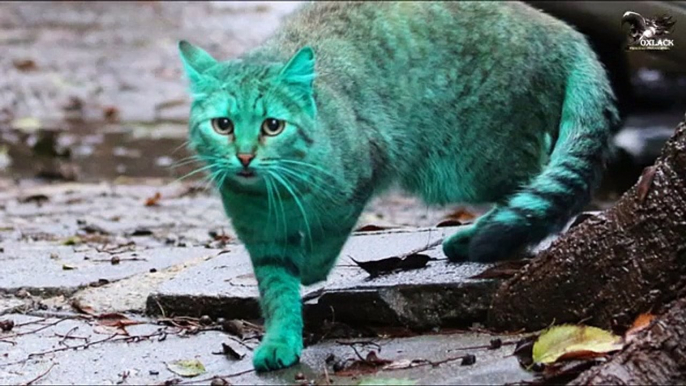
[[468, 45, 620, 263]]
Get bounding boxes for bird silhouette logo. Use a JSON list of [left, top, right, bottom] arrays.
[[622, 11, 676, 50]]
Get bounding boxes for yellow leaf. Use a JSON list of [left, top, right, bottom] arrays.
[[166, 359, 206, 378], [11, 117, 41, 132], [532, 325, 623, 365]]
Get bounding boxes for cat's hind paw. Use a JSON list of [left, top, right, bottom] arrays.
[[442, 226, 475, 262], [253, 339, 301, 372]]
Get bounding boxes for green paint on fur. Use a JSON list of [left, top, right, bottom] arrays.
[[178, 1, 618, 372]]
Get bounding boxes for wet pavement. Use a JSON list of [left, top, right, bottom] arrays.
[[0, 313, 533, 385]]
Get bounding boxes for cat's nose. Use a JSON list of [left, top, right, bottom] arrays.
[[236, 153, 255, 167]]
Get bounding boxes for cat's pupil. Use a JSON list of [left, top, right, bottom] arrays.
[[217, 119, 231, 130], [266, 119, 279, 132]]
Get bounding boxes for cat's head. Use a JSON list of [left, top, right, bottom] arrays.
[[178, 40, 318, 191]]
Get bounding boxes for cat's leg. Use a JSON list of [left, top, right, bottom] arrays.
[[442, 206, 498, 262], [251, 257, 303, 371]]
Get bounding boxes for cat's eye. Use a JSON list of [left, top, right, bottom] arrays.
[[261, 118, 286, 136], [211, 118, 234, 135]]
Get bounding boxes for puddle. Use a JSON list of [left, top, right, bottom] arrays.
[[0, 121, 196, 182]]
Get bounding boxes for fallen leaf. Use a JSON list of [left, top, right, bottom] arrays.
[[103, 106, 120, 121], [97, 312, 141, 323], [335, 350, 393, 376], [443, 207, 477, 223], [435, 219, 463, 228], [365, 351, 393, 366], [62, 236, 82, 246], [381, 359, 414, 371], [351, 253, 431, 278], [93, 325, 124, 336], [13, 59, 37, 71], [532, 325, 623, 365], [80, 223, 109, 235], [11, 117, 41, 132], [130, 228, 153, 237], [625, 313, 656, 341], [354, 224, 394, 233], [166, 359, 206, 378], [209, 230, 232, 243], [71, 298, 97, 316], [145, 192, 162, 207], [18, 194, 49, 204], [469, 260, 530, 280], [535, 359, 603, 384]]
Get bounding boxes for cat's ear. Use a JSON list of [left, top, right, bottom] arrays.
[[279, 46, 316, 90], [178, 40, 218, 88]]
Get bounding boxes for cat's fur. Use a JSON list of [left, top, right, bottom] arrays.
[[179, 1, 619, 371]]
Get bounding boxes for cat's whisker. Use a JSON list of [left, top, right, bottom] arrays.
[[264, 173, 289, 253], [171, 140, 191, 155], [264, 174, 275, 235], [270, 166, 327, 238], [266, 159, 337, 180], [169, 156, 205, 168], [269, 165, 337, 201], [170, 163, 218, 185], [204, 169, 224, 192], [267, 170, 314, 252]]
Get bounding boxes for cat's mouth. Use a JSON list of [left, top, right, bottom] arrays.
[[237, 169, 256, 178]]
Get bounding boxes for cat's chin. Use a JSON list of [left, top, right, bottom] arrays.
[[222, 174, 268, 194]]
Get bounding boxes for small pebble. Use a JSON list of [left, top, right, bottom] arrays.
[[216, 317, 226, 325], [149, 268, 157, 273], [222, 319, 244, 338], [111, 256, 121, 265], [199, 315, 212, 325], [0, 319, 14, 332], [210, 377, 229, 386], [461, 354, 476, 366], [489, 338, 502, 349], [149, 370, 159, 376], [295, 372, 305, 381]]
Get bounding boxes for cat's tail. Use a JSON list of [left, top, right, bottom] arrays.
[[468, 44, 620, 263]]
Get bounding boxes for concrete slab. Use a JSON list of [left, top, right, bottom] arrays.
[[0, 314, 534, 385], [148, 227, 497, 330], [0, 241, 222, 297]]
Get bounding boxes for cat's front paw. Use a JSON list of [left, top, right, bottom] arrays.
[[253, 338, 301, 372]]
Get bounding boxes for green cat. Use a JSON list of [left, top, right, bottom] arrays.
[[178, 1, 618, 372]]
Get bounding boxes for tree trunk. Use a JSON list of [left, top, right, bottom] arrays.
[[485, 113, 686, 383], [487, 113, 686, 334], [487, 113, 686, 385], [569, 296, 686, 385]]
